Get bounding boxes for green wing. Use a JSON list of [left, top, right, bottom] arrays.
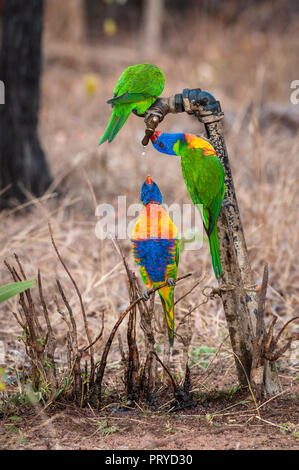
[[139, 265, 150, 287], [107, 92, 152, 106], [175, 239, 180, 268], [181, 147, 225, 235], [165, 239, 179, 281]]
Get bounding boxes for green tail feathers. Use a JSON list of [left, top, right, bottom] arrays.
[[208, 225, 222, 279], [98, 110, 130, 145], [159, 286, 175, 346]]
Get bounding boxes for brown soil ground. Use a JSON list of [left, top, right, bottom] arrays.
[[1, 369, 298, 450]]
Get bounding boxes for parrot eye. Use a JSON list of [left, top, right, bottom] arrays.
[[158, 142, 164, 149]]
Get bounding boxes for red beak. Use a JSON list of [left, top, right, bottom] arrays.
[[146, 175, 152, 185], [150, 131, 161, 142]]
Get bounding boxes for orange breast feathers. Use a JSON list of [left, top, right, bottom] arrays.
[[185, 133, 216, 156], [131, 204, 178, 240]]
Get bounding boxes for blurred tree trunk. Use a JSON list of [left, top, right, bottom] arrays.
[[0, 0, 51, 208], [142, 0, 164, 60], [83, 0, 102, 40]]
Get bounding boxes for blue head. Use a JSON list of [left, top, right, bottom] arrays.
[[141, 176, 162, 205], [150, 131, 185, 155]]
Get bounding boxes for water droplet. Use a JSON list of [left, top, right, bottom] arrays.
[[141, 146, 146, 157]]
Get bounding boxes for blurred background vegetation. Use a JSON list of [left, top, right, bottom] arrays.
[[0, 0, 298, 204]]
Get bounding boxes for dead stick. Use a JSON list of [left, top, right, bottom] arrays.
[[152, 351, 177, 392], [275, 316, 299, 345], [174, 278, 203, 306], [48, 220, 95, 377], [94, 272, 192, 403], [82, 313, 104, 353]]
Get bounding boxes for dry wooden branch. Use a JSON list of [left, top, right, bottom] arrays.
[[38, 270, 57, 390], [56, 280, 79, 353], [111, 239, 140, 400], [56, 278, 82, 405], [263, 316, 299, 362], [5, 251, 104, 407], [152, 351, 177, 393], [135, 277, 157, 399], [48, 220, 95, 387], [4, 257, 58, 393], [250, 264, 269, 401], [251, 264, 299, 401], [174, 278, 203, 306], [14, 253, 43, 336], [93, 272, 192, 406], [172, 361, 194, 411], [82, 312, 104, 353]]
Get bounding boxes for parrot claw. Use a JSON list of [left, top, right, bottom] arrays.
[[166, 278, 176, 287], [142, 289, 150, 301]]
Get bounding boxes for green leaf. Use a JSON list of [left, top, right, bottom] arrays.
[[4, 424, 19, 434], [0, 367, 5, 391], [0, 280, 35, 303], [8, 416, 22, 422]]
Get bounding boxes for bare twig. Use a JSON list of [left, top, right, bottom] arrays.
[[251, 264, 298, 400], [48, 220, 95, 386], [82, 312, 105, 353], [152, 351, 177, 392], [56, 278, 82, 405], [93, 272, 192, 405], [38, 270, 57, 391], [174, 278, 203, 306], [250, 264, 269, 402]]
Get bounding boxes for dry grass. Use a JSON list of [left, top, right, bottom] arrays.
[[0, 10, 298, 397]]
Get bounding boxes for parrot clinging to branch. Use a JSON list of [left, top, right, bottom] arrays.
[[131, 176, 179, 346], [151, 131, 225, 279], [99, 63, 165, 145]]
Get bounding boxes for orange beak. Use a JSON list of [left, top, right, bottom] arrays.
[[150, 131, 161, 142], [146, 175, 152, 185]]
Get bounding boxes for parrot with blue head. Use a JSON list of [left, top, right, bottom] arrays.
[[131, 176, 179, 346], [151, 131, 225, 279]]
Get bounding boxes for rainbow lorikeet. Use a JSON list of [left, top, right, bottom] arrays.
[[99, 63, 165, 145], [131, 176, 179, 346], [151, 131, 225, 279]]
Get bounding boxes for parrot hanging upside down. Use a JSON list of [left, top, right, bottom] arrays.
[[151, 131, 226, 279], [131, 176, 179, 346], [99, 63, 165, 145]]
